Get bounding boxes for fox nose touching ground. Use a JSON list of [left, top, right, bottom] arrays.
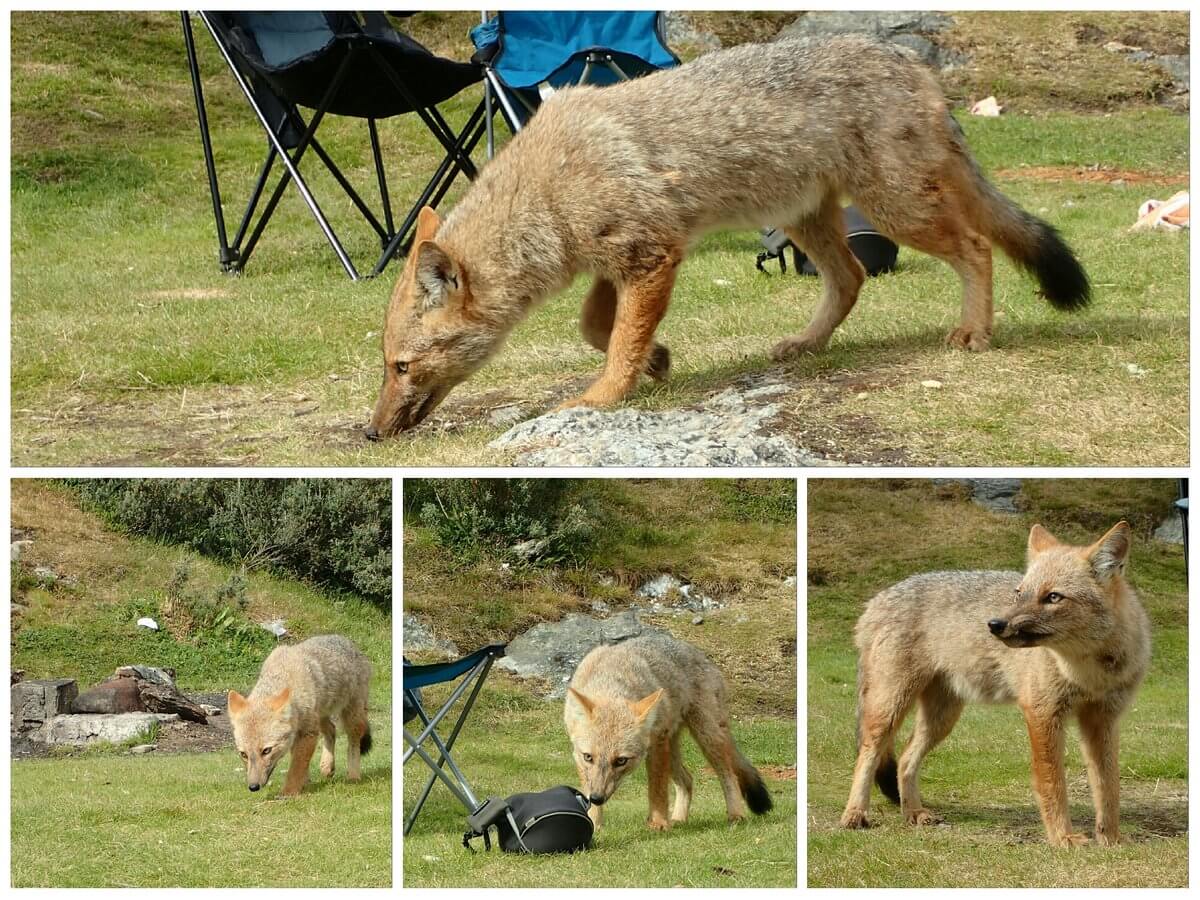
[[367, 34, 1088, 439]]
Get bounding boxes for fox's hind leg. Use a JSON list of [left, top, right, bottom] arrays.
[[580, 278, 671, 381], [841, 661, 920, 829], [319, 717, 337, 778], [685, 695, 749, 823], [855, 178, 994, 351], [341, 699, 369, 782], [771, 193, 867, 359], [898, 677, 963, 826], [669, 730, 693, 823]]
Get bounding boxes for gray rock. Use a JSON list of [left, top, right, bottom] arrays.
[[10, 540, 32, 563], [11, 678, 78, 732], [783, 575, 798, 588], [498, 611, 654, 697], [130, 744, 156, 754], [260, 619, 288, 638], [890, 33, 966, 69], [590, 600, 610, 613], [490, 381, 833, 467], [778, 11, 953, 40], [44, 712, 178, 746], [934, 478, 1022, 513], [114, 665, 176, 687], [403, 613, 459, 658], [692, 615, 705, 626], [487, 404, 527, 428], [200, 704, 222, 717], [636, 574, 720, 613], [72, 677, 144, 715], [511, 537, 550, 560], [663, 11, 722, 52], [1156, 54, 1190, 90], [1154, 510, 1185, 544], [33, 566, 58, 585]]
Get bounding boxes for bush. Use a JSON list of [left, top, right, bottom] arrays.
[[404, 479, 596, 565], [65, 479, 391, 608]]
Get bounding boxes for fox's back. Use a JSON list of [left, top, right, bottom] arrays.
[[570, 633, 715, 715], [253, 635, 370, 716]]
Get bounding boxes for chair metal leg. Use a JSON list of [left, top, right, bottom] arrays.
[[369, 118, 395, 239]]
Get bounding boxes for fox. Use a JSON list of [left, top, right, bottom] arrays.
[[564, 632, 773, 832], [366, 34, 1089, 438], [228, 634, 373, 797], [840, 521, 1150, 847]]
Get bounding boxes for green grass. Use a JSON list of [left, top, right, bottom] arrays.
[[10, 12, 1189, 466], [806, 479, 1188, 888], [10, 480, 393, 887], [403, 683, 796, 887], [13, 723, 392, 887]]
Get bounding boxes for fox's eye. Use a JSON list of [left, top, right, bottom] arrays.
[[394, 360, 409, 375], [239, 751, 247, 760], [1042, 592, 1063, 604], [261, 747, 272, 756], [582, 752, 593, 763], [613, 757, 629, 767]]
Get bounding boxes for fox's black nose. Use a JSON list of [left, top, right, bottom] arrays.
[[987, 618, 1007, 636], [588, 794, 606, 806], [248, 783, 261, 792], [364, 425, 381, 442]]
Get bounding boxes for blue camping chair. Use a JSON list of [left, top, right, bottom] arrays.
[[470, 11, 678, 157], [403, 644, 507, 835], [182, 12, 486, 280]]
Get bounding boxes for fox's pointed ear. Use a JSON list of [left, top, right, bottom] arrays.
[[414, 205, 441, 244], [567, 688, 596, 719], [629, 688, 664, 724], [1027, 524, 1058, 559], [1087, 521, 1131, 581], [227, 690, 246, 717], [413, 240, 466, 312], [267, 687, 291, 712]]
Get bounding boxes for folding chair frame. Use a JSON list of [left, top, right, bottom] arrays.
[[403, 648, 502, 835], [182, 11, 488, 280]]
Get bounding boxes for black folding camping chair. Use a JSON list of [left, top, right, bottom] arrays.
[[403, 644, 507, 835], [182, 11, 487, 280]]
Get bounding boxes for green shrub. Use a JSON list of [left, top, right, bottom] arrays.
[[64, 479, 391, 608]]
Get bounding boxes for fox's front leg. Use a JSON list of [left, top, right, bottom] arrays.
[[281, 733, 317, 797], [1077, 701, 1122, 846], [1022, 704, 1088, 847], [645, 734, 672, 831], [560, 251, 681, 411]]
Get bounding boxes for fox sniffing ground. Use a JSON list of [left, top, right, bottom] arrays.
[[228, 634, 373, 797], [367, 34, 1089, 437], [841, 522, 1149, 847], [565, 633, 773, 832]]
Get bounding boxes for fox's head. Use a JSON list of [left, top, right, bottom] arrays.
[[565, 687, 663, 807], [366, 206, 506, 439], [227, 687, 295, 792], [988, 521, 1131, 651]]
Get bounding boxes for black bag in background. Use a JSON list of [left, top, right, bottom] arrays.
[[757, 205, 899, 276], [465, 785, 593, 853]]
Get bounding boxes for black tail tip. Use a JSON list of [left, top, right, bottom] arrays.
[[360, 725, 373, 756], [744, 772, 773, 815], [875, 757, 900, 805], [1033, 222, 1091, 311]]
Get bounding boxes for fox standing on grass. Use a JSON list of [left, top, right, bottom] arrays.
[[228, 635, 372, 797], [367, 34, 1089, 437], [564, 633, 773, 832], [841, 522, 1149, 847]]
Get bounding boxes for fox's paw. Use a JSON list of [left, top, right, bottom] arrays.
[[320, 761, 335, 778], [770, 333, 827, 360], [839, 809, 870, 830], [905, 808, 944, 827], [645, 345, 671, 382], [1095, 830, 1121, 847], [1051, 832, 1091, 848], [647, 815, 672, 832], [945, 326, 991, 352]]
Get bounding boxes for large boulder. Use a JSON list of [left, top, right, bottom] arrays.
[[498, 611, 653, 697], [45, 712, 179, 746], [71, 677, 144, 714], [11, 678, 77, 732]]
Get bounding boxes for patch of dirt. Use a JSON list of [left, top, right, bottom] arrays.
[[155, 692, 233, 754], [995, 165, 1189, 186]]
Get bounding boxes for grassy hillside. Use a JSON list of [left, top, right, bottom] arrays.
[[10, 480, 393, 887], [807, 479, 1187, 888], [9, 12, 1188, 466], [403, 479, 797, 886]]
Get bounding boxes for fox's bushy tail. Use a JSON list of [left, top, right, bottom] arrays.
[[734, 752, 774, 815], [948, 115, 1090, 311], [361, 723, 373, 756], [855, 659, 899, 804]]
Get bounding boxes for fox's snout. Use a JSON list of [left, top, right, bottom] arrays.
[[588, 793, 607, 806], [987, 618, 1007, 636], [248, 783, 261, 792]]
